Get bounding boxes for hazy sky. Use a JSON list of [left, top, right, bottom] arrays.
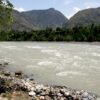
[[10, 0, 100, 19]]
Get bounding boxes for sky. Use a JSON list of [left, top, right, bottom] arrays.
[[10, 0, 100, 19]]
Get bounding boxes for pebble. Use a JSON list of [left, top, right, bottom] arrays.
[[28, 91, 36, 96], [82, 92, 89, 98], [39, 96, 45, 100], [65, 92, 70, 96], [57, 92, 62, 97]]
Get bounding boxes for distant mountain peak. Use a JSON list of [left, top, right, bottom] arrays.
[[48, 8, 55, 10], [21, 8, 68, 29]]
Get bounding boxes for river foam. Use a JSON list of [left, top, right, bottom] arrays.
[[56, 71, 86, 77], [37, 61, 53, 66], [25, 45, 43, 49]]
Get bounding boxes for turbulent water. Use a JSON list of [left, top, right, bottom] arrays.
[[0, 42, 100, 95]]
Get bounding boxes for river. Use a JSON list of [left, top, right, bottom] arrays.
[[0, 42, 100, 95]]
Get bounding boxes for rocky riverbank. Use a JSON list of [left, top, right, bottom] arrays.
[[0, 62, 98, 100]]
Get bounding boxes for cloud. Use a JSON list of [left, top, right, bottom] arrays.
[[86, 6, 91, 9], [73, 7, 80, 12], [84, 2, 100, 9], [14, 7, 25, 12], [66, 7, 81, 19]]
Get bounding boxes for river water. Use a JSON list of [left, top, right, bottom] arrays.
[[0, 42, 100, 95]]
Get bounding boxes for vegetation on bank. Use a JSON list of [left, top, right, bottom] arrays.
[[0, 24, 100, 41], [0, 0, 13, 26]]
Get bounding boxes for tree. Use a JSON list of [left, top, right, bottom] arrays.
[[0, 0, 13, 26]]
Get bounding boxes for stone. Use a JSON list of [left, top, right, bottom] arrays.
[[57, 93, 62, 97], [82, 92, 89, 98], [39, 96, 45, 100], [82, 98, 89, 100], [88, 95, 94, 100], [76, 91, 80, 95], [4, 71, 10, 76], [0, 86, 6, 93], [64, 92, 70, 96], [66, 95, 74, 100], [40, 92, 46, 96], [29, 91, 36, 97], [4, 62, 9, 66], [36, 84, 44, 90], [45, 96, 51, 100], [15, 71, 22, 77], [0, 64, 2, 66], [31, 87, 35, 91]]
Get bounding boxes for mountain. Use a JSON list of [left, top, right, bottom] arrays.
[[67, 7, 100, 28], [21, 8, 68, 29], [3, 7, 100, 31], [9, 10, 34, 31]]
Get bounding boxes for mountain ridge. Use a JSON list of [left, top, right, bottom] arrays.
[[2, 7, 100, 31], [21, 8, 68, 29], [66, 7, 100, 28]]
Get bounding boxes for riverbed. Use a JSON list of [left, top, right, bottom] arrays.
[[0, 42, 100, 95]]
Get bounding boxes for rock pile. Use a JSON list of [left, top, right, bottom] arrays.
[[0, 62, 98, 100], [0, 73, 97, 100]]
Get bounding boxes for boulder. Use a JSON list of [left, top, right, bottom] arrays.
[[15, 71, 22, 77], [3, 62, 9, 66], [4, 71, 10, 76], [0, 63, 2, 66]]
